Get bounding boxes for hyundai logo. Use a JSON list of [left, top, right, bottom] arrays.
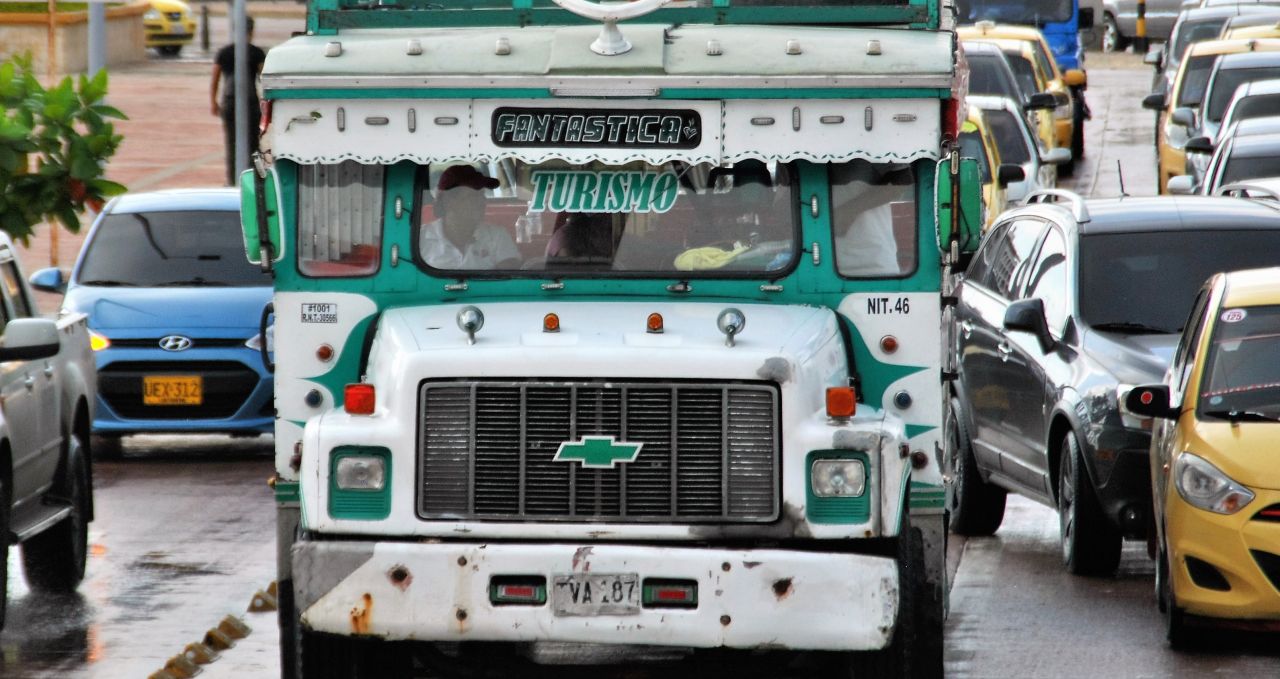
[[158, 335, 193, 352]]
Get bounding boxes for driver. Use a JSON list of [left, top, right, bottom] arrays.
[[420, 165, 520, 269]]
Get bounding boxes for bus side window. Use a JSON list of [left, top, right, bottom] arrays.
[[298, 161, 385, 277]]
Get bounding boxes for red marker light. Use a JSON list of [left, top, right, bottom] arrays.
[[880, 335, 899, 354], [826, 387, 857, 419], [543, 313, 560, 333], [647, 312, 664, 334], [344, 384, 376, 415], [316, 344, 335, 362]]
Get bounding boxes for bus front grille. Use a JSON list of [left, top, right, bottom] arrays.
[[417, 380, 779, 523]]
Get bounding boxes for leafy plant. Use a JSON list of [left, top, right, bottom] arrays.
[[0, 53, 127, 244]]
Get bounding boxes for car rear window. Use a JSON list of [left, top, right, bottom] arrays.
[[1079, 230, 1280, 334], [79, 210, 272, 287]]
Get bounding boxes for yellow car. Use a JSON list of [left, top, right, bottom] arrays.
[[1143, 38, 1280, 193], [1127, 267, 1280, 646], [959, 23, 1087, 174], [1223, 23, 1280, 41], [957, 112, 1022, 231], [143, 0, 196, 56]]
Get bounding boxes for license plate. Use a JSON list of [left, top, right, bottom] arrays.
[[552, 573, 640, 617], [143, 375, 202, 405]]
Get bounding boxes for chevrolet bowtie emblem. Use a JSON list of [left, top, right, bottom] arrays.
[[553, 436, 644, 469]]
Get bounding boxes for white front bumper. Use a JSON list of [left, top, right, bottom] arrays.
[[294, 541, 898, 651]]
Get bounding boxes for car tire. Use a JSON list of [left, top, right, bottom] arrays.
[[0, 467, 11, 630], [91, 434, 123, 460], [158, 45, 182, 57], [844, 515, 931, 678], [298, 627, 412, 679], [1102, 14, 1130, 54], [946, 398, 1006, 536], [21, 431, 90, 592], [1058, 431, 1122, 576], [1158, 547, 1193, 648]]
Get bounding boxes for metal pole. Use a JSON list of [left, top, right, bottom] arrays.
[[1136, 0, 1148, 52], [201, 4, 210, 53], [233, 0, 249, 184], [88, 0, 106, 76]]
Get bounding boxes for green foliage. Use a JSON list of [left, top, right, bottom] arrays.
[[0, 53, 127, 243]]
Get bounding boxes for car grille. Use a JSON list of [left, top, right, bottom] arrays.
[[1251, 550, 1280, 594], [109, 338, 248, 349], [100, 361, 259, 420], [417, 380, 779, 523], [166, 11, 183, 20]]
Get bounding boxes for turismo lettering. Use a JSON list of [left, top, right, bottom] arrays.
[[529, 171, 680, 214]]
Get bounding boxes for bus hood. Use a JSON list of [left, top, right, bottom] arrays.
[[372, 301, 845, 384]]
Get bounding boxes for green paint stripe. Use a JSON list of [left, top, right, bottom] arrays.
[[905, 424, 937, 440], [275, 480, 301, 504]]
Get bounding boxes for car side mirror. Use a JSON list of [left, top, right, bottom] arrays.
[[997, 163, 1026, 189], [0, 318, 60, 361], [1144, 46, 1164, 68], [1170, 107, 1196, 128], [29, 267, 68, 294], [1125, 384, 1179, 420], [1004, 298, 1056, 352], [1064, 69, 1087, 88], [1166, 175, 1197, 195], [1041, 147, 1073, 166], [1078, 6, 1094, 30], [1025, 92, 1058, 111], [1142, 92, 1167, 111], [1185, 136, 1214, 154]]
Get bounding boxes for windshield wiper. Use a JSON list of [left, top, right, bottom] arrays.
[[78, 279, 137, 287], [151, 279, 232, 287], [1091, 321, 1173, 335], [1202, 409, 1280, 423]]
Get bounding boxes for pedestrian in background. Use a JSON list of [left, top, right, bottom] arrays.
[[209, 16, 267, 186]]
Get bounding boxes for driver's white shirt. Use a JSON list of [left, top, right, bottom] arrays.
[[419, 218, 519, 269]]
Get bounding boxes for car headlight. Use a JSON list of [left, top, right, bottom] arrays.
[[245, 324, 274, 353], [88, 329, 111, 351], [811, 459, 866, 498], [1174, 452, 1254, 514], [335, 455, 386, 491], [144, 8, 161, 20]]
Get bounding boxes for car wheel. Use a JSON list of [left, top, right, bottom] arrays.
[[91, 434, 123, 460], [844, 515, 929, 678], [21, 431, 90, 592], [158, 45, 182, 57], [0, 468, 10, 630], [1102, 14, 1130, 54], [1159, 547, 1193, 648], [298, 627, 412, 679], [1058, 431, 1122, 576], [945, 398, 1006, 536]]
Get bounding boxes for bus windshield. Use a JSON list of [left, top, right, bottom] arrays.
[[955, 0, 1072, 25], [412, 160, 799, 277]]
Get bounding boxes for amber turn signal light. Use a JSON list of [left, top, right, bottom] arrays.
[[344, 384, 376, 415], [543, 313, 560, 333], [647, 312, 664, 334], [826, 387, 857, 418]]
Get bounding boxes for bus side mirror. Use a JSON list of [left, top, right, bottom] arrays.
[[240, 166, 283, 268], [937, 156, 984, 255]]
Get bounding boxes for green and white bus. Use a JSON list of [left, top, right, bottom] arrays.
[[241, 1, 983, 676]]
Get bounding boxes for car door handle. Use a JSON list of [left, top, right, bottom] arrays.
[[23, 374, 35, 390], [959, 320, 974, 339], [997, 342, 1012, 361]]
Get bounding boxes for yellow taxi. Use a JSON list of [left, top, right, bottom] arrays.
[[958, 23, 1086, 173], [1126, 267, 1280, 646], [143, 0, 197, 56], [1143, 38, 1280, 194], [957, 111, 1022, 231], [1224, 23, 1280, 41]]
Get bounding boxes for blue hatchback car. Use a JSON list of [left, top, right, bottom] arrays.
[[32, 189, 273, 452]]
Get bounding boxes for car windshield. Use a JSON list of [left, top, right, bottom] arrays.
[[984, 109, 1032, 165], [1171, 19, 1228, 71], [1079, 230, 1280, 333], [414, 160, 798, 277], [78, 210, 271, 287], [1198, 304, 1280, 417], [955, 0, 1072, 24], [968, 53, 1023, 102], [1221, 153, 1280, 183], [1208, 66, 1280, 121], [1177, 54, 1219, 108]]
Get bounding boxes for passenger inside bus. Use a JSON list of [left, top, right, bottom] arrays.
[[419, 165, 520, 269], [831, 161, 915, 277]]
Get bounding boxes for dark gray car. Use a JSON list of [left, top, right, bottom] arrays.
[[947, 192, 1280, 576]]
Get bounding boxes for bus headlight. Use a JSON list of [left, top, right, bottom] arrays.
[[811, 459, 866, 497], [335, 455, 386, 491]]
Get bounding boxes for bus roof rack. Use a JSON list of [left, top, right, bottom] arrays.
[[1023, 189, 1090, 223], [1214, 181, 1280, 202]]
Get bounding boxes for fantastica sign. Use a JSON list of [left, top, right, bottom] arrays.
[[492, 107, 702, 149], [530, 170, 680, 214]]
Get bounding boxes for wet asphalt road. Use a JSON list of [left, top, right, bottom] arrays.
[[2, 52, 1279, 679]]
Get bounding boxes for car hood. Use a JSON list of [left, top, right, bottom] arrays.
[[1184, 423, 1280, 492], [64, 285, 272, 335], [149, 0, 191, 12], [1082, 328, 1180, 385]]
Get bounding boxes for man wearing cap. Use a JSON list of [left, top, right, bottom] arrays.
[[420, 166, 521, 269]]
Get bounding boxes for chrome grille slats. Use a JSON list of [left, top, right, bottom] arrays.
[[418, 380, 778, 523]]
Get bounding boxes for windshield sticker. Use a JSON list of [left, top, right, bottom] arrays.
[[492, 107, 701, 149], [529, 170, 679, 214], [301, 303, 338, 324], [1221, 309, 1247, 323]]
